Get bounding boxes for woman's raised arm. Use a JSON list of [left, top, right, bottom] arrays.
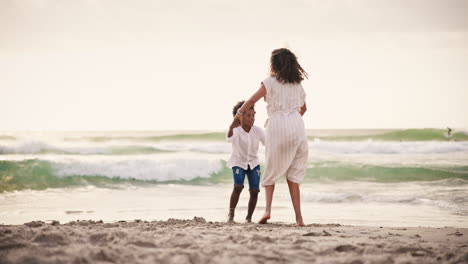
[[234, 84, 267, 121]]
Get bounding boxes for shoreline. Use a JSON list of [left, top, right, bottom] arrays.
[[2, 182, 467, 229], [1, 218, 467, 264]]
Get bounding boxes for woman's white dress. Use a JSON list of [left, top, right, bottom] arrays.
[[261, 76, 309, 186]]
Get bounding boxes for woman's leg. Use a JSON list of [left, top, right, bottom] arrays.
[[287, 179, 304, 226], [258, 184, 275, 224]]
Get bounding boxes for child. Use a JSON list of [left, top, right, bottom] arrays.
[[227, 101, 265, 223]]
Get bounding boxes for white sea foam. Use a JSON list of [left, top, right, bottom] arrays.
[[51, 157, 223, 181]]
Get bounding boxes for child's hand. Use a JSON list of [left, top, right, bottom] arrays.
[[230, 119, 241, 129], [234, 112, 243, 122]]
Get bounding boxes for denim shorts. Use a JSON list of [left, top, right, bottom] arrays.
[[232, 165, 261, 190]]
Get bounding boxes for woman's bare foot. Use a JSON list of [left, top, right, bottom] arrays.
[[296, 217, 305, 227], [258, 213, 270, 224]]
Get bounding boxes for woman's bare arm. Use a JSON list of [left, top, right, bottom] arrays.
[[300, 103, 307, 116], [234, 84, 267, 121]]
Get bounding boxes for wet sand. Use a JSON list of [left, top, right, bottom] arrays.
[[0, 218, 467, 264]]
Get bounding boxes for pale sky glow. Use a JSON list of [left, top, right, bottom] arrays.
[[1, 0, 468, 130]]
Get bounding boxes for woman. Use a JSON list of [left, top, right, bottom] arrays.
[[234, 48, 308, 226]]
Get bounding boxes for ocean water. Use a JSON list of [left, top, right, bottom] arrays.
[[0, 129, 467, 227]]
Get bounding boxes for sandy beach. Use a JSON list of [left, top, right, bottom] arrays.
[[0, 217, 467, 264]]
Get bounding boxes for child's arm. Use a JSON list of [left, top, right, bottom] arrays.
[[227, 119, 241, 138]]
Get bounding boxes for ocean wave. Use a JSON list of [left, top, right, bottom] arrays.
[[301, 189, 468, 215], [310, 140, 468, 154], [64, 129, 468, 142], [0, 135, 16, 140], [1, 159, 468, 192], [0, 141, 172, 155], [52, 158, 222, 181], [302, 191, 364, 203], [63, 132, 226, 142], [305, 163, 468, 182], [301, 191, 425, 204], [0, 159, 230, 192], [154, 142, 231, 153], [2, 139, 468, 156], [311, 128, 468, 141]]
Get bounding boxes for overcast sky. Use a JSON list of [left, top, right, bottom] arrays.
[[1, 0, 467, 130]]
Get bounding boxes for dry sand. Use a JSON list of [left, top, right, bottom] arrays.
[[0, 217, 467, 264]]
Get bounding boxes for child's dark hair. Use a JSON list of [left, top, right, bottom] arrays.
[[270, 48, 308, 84], [232, 101, 255, 117]]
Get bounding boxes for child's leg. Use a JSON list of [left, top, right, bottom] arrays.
[[259, 184, 274, 224], [228, 184, 244, 221], [228, 167, 245, 222], [246, 165, 261, 222], [246, 189, 258, 222]]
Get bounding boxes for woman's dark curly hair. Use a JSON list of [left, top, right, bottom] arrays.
[[270, 48, 308, 84], [232, 101, 255, 117]]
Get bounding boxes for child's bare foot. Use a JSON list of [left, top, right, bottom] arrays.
[[258, 214, 270, 224], [227, 210, 235, 223], [245, 218, 252, 223]]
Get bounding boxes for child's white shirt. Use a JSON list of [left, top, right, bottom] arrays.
[[226, 125, 265, 170]]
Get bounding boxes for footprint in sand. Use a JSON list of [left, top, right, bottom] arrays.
[[93, 249, 116, 262], [335, 244, 358, 252], [369, 235, 387, 240], [33, 232, 69, 246], [251, 234, 273, 243], [395, 247, 433, 257], [302, 232, 322, 237], [89, 233, 109, 245], [0, 236, 27, 250], [447, 231, 463, 236], [293, 239, 310, 244], [128, 240, 156, 248], [303, 230, 332, 237]]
